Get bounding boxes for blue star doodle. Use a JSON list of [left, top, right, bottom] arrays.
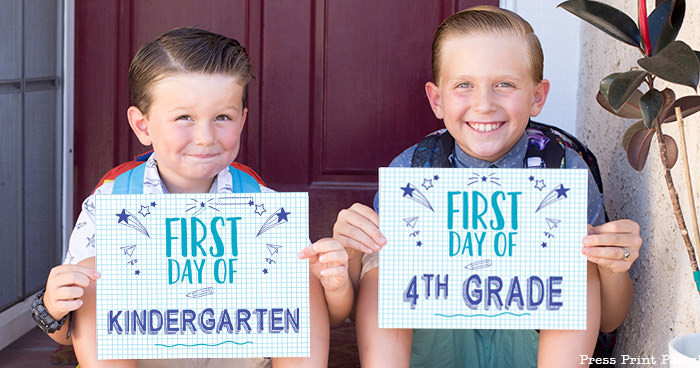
[[186, 198, 220, 216], [467, 172, 501, 186], [534, 179, 546, 191], [115, 209, 150, 237], [541, 242, 548, 248], [138, 205, 151, 217], [422, 178, 434, 190], [400, 183, 434, 212], [255, 204, 266, 216], [256, 208, 291, 237], [151, 201, 157, 207], [416, 241, 423, 247], [535, 184, 570, 212]]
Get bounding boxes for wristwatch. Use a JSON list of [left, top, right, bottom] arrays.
[[31, 288, 69, 334]]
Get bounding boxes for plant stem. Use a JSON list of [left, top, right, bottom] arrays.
[[675, 107, 700, 260], [654, 118, 700, 281]]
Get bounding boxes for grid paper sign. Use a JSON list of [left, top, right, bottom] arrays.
[[378, 168, 588, 330], [95, 193, 309, 359]]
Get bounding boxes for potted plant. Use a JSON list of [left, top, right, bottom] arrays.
[[558, 0, 700, 363]]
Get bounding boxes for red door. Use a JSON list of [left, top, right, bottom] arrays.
[[74, 0, 497, 240]]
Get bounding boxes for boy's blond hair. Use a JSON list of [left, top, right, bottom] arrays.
[[129, 28, 254, 114], [432, 6, 544, 83]]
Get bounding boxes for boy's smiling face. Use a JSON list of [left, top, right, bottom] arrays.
[[425, 32, 549, 162], [128, 73, 247, 193]]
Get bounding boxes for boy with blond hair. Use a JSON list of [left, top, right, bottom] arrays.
[[333, 6, 640, 367]]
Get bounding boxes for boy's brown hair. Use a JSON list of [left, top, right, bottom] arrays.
[[432, 5, 544, 83], [129, 27, 254, 114]]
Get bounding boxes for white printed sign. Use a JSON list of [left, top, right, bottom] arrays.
[[96, 193, 309, 359], [379, 168, 588, 330]]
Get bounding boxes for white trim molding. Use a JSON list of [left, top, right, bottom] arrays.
[[0, 293, 39, 351], [500, 0, 582, 134]]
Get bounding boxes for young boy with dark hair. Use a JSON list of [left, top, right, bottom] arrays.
[[35, 28, 351, 368]]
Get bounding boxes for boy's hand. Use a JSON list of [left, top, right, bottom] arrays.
[[333, 203, 387, 261], [582, 219, 642, 274], [44, 264, 101, 320], [298, 238, 350, 293]]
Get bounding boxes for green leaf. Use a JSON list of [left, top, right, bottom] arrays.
[[558, 0, 640, 48], [596, 90, 642, 119], [599, 72, 620, 99], [638, 41, 700, 90], [661, 95, 700, 123], [626, 127, 656, 171], [607, 70, 648, 110], [640, 88, 663, 128], [622, 121, 647, 151], [648, 0, 685, 55]]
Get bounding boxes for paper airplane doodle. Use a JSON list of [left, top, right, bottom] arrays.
[[545, 218, 561, 230], [535, 184, 570, 212], [267, 244, 282, 256], [403, 217, 418, 228], [256, 208, 291, 237], [400, 183, 434, 212], [115, 209, 150, 237], [120, 245, 136, 257]]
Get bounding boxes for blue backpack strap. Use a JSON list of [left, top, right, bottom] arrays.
[[228, 166, 262, 193], [111, 163, 147, 194]]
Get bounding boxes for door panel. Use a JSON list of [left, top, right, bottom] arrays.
[[74, 0, 497, 242]]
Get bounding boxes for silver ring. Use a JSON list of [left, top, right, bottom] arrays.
[[623, 248, 630, 260]]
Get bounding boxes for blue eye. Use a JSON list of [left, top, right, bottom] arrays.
[[176, 115, 192, 121], [215, 114, 232, 121], [496, 82, 514, 88], [456, 82, 472, 88]]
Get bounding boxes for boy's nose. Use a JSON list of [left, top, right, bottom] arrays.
[[193, 121, 216, 145], [472, 88, 497, 113]]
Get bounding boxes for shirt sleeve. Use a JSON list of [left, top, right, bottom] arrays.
[[64, 181, 116, 264], [373, 144, 418, 212]]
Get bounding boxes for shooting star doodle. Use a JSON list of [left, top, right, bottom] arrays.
[[115, 209, 150, 237], [400, 183, 434, 212], [535, 184, 570, 212], [256, 208, 291, 237]]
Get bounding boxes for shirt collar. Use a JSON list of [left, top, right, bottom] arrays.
[[143, 153, 234, 194], [452, 133, 528, 169]]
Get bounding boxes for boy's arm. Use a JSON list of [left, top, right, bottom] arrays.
[[582, 219, 640, 331], [42, 264, 101, 345], [70, 257, 137, 368], [298, 238, 354, 326], [537, 262, 601, 367]]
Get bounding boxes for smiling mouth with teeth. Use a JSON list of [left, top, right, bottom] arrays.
[[467, 121, 505, 133]]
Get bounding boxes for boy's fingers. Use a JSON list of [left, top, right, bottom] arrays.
[[588, 219, 640, 235], [50, 265, 101, 280], [335, 206, 386, 248], [586, 256, 627, 273], [583, 233, 642, 250], [53, 285, 86, 301], [320, 266, 349, 278], [348, 203, 380, 227], [335, 234, 374, 255], [319, 250, 349, 266], [583, 246, 638, 262], [54, 299, 84, 315]]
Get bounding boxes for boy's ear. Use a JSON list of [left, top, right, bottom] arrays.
[[530, 79, 550, 117], [127, 106, 153, 146], [425, 81, 444, 119]]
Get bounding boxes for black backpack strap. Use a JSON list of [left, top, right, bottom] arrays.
[[411, 129, 455, 168], [525, 122, 567, 169], [528, 120, 605, 195]]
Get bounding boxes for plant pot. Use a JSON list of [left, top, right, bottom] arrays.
[[668, 332, 700, 367]]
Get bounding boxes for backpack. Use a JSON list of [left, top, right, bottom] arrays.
[[92, 151, 265, 193], [409, 120, 615, 365]]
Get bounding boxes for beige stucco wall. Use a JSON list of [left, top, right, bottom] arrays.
[[576, 0, 700, 363]]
